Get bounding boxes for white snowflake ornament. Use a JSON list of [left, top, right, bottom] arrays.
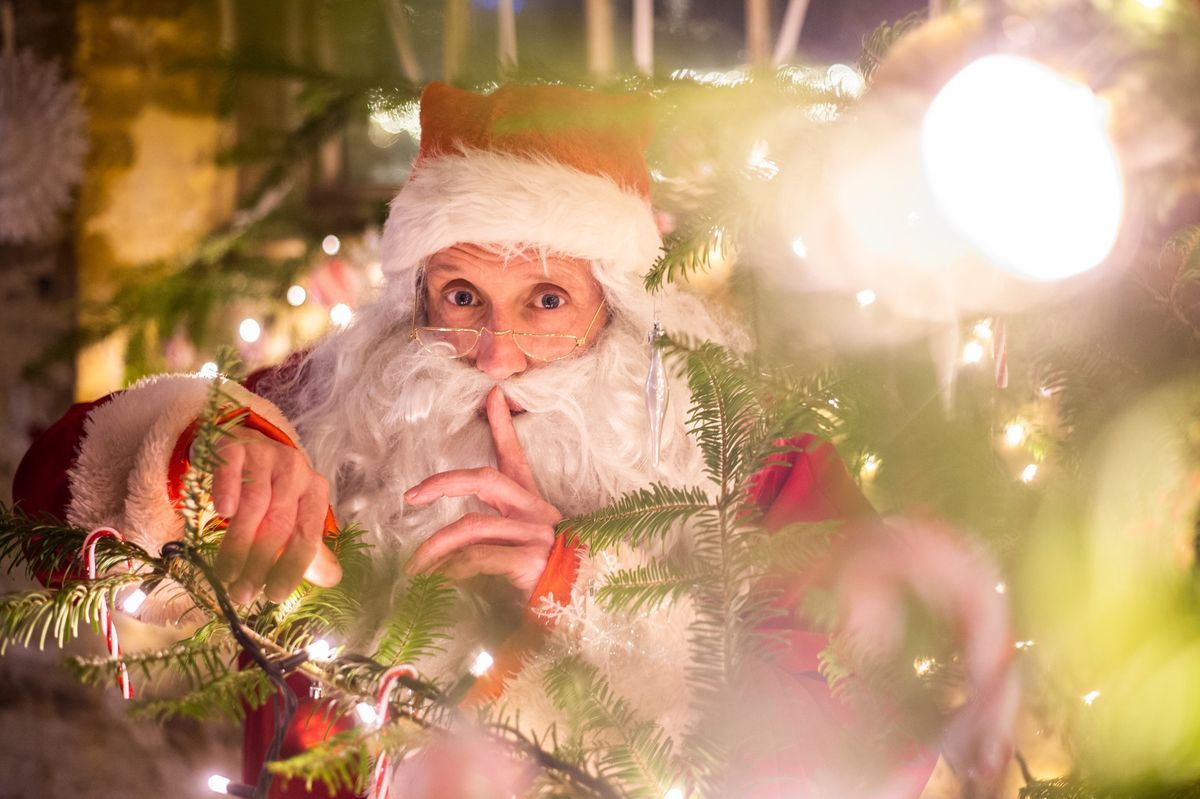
[[0, 49, 87, 243]]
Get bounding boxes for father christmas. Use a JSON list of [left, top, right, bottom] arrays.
[[15, 81, 1015, 798]]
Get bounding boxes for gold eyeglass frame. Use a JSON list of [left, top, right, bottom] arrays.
[[410, 271, 607, 363]]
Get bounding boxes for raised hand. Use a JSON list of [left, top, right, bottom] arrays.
[[210, 427, 342, 604], [403, 386, 560, 599]]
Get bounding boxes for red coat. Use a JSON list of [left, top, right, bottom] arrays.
[[13, 383, 936, 799]]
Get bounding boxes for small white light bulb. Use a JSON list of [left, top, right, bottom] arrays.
[[355, 702, 380, 727], [198, 361, 219, 378], [664, 788, 685, 799], [321, 234, 341, 256], [855, 289, 877, 308], [973, 319, 993, 339], [238, 318, 261, 344], [913, 657, 936, 676], [1004, 422, 1027, 448], [208, 774, 232, 794], [995, 581, 1007, 594], [860, 454, 880, 479], [306, 639, 334, 662], [286, 284, 307, 306], [329, 303, 353, 327], [962, 340, 985, 364], [1020, 463, 1039, 483], [122, 588, 148, 614], [1082, 690, 1101, 705], [469, 650, 494, 677], [791, 237, 808, 258], [1137, 0, 1163, 8]]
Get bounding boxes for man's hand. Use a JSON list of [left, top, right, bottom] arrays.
[[403, 386, 560, 599], [210, 428, 342, 604]]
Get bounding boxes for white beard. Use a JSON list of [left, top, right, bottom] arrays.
[[269, 306, 708, 558]]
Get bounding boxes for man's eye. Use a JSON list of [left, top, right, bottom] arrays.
[[537, 293, 563, 310], [447, 289, 477, 307]]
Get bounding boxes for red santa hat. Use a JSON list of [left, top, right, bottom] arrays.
[[380, 82, 663, 320]]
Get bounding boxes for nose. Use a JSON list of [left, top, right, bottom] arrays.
[[471, 311, 529, 381]]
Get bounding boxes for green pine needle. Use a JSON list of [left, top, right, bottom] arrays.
[[0, 573, 145, 653], [560, 484, 713, 552], [596, 560, 711, 614], [374, 573, 456, 666], [130, 667, 274, 723]]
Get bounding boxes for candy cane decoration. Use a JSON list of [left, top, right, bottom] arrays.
[[82, 527, 133, 699], [370, 664, 418, 799], [994, 319, 1009, 389]]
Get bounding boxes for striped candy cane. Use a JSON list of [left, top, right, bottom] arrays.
[[371, 664, 418, 799], [82, 527, 134, 700], [994, 319, 1009, 389]]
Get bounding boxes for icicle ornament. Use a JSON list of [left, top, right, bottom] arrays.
[[645, 320, 669, 466]]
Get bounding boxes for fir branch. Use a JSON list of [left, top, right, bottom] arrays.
[[130, 667, 274, 723], [0, 506, 153, 583], [560, 484, 714, 552], [373, 574, 456, 666], [0, 573, 144, 653], [595, 560, 711, 614], [644, 224, 736, 293], [67, 639, 235, 691], [544, 657, 677, 797], [266, 720, 422, 796], [737, 521, 839, 578]]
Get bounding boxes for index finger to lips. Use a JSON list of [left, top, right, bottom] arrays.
[[486, 386, 539, 495]]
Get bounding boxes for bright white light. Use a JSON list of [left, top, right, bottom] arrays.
[[306, 639, 335, 662], [1020, 463, 1039, 483], [329, 303, 353, 327], [973, 319, 993, 339], [913, 657, 936, 676], [747, 140, 779, 178], [995, 581, 1007, 594], [827, 63, 865, 97], [208, 775, 231, 794], [1004, 422, 1027, 448], [355, 702, 380, 726], [1082, 689, 1101, 705], [122, 588, 148, 614], [286, 285, 307, 306], [1137, 0, 1163, 8], [861, 454, 880, 479], [1015, 640, 1036, 650], [791, 237, 808, 258], [922, 55, 1123, 281], [855, 289, 877, 307], [199, 362, 219, 378], [370, 102, 421, 136], [962, 340, 985, 364], [238, 318, 261, 344], [321, 234, 341, 256], [664, 788, 685, 799], [469, 650, 495, 677]]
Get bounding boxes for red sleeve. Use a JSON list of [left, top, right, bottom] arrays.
[[12, 396, 116, 586]]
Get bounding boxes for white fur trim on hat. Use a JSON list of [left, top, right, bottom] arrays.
[[381, 150, 662, 295]]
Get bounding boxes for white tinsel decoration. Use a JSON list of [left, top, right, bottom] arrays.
[[0, 49, 87, 243]]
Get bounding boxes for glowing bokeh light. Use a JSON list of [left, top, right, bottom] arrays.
[[1021, 463, 1039, 483], [791, 237, 808, 258], [962, 340, 985, 364], [330, 303, 353, 327], [922, 55, 1123, 281], [856, 289, 877, 307], [1004, 422, 1027, 448], [321, 234, 341, 256], [469, 650, 495, 677], [122, 588, 147, 614], [286, 284, 307, 306], [208, 775, 231, 794], [355, 702, 380, 726], [199, 362, 219, 378], [238, 318, 261, 344]]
